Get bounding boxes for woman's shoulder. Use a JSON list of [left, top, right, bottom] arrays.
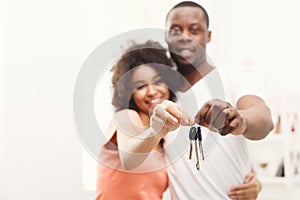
[[116, 109, 140, 120], [103, 109, 142, 144]]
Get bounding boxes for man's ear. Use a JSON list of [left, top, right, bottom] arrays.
[[207, 31, 212, 43]]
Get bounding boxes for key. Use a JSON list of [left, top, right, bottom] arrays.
[[189, 126, 197, 160], [189, 139, 193, 160], [197, 126, 204, 161], [194, 133, 200, 170]]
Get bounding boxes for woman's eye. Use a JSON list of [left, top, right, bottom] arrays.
[[136, 84, 146, 90], [155, 79, 165, 85]]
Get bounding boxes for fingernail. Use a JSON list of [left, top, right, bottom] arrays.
[[184, 119, 189, 125], [172, 117, 178, 124]]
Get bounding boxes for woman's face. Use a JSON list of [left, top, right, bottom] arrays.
[[131, 65, 170, 114]]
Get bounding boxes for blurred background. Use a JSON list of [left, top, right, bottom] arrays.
[[1, 0, 300, 199]]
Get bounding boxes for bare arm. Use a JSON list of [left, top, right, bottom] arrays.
[[194, 95, 273, 140], [117, 101, 192, 170], [116, 109, 166, 170], [237, 95, 273, 140]]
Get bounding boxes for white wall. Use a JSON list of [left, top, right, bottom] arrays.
[[2, 0, 93, 199], [2, 0, 300, 200], [1, 1, 5, 198]]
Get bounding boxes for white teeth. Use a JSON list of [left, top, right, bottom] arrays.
[[150, 98, 161, 104], [180, 49, 192, 57]]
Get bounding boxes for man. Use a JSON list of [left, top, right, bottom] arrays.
[[115, 1, 273, 199], [165, 1, 273, 138], [160, 1, 273, 199]]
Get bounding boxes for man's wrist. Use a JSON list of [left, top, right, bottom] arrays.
[[238, 110, 248, 135]]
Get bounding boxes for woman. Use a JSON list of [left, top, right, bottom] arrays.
[[96, 40, 180, 200]]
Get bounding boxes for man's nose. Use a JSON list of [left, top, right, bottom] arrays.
[[179, 30, 192, 42]]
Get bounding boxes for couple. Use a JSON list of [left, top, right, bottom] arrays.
[[96, 1, 273, 200]]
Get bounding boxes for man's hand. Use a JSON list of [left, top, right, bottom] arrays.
[[227, 172, 262, 200], [194, 99, 247, 136]]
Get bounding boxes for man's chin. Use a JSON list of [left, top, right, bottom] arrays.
[[172, 55, 193, 65]]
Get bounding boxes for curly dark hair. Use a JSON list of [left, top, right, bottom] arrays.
[[111, 40, 179, 112]]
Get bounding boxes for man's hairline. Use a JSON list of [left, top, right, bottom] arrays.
[[165, 6, 209, 29]]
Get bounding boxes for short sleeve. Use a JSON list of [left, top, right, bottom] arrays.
[[219, 67, 264, 106]]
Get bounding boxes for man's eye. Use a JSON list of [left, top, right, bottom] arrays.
[[170, 28, 181, 36], [191, 27, 200, 33]]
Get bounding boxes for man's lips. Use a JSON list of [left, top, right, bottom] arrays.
[[179, 49, 193, 58], [174, 48, 195, 58]]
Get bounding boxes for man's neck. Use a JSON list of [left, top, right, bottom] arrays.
[[180, 62, 214, 91]]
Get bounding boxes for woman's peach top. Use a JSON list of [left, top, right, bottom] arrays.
[[95, 121, 168, 200]]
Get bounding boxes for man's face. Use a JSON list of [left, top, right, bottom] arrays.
[[166, 6, 211, 71]]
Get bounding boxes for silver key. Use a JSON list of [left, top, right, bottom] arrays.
[[197, 126, 204, 161], [189, 126, 200, 170], [189, 140, 193, 160], [194, 137, 200, 170], [188, 126, 196, 160]]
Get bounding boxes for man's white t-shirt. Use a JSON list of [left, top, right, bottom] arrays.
[[164, 68, 253, 200]]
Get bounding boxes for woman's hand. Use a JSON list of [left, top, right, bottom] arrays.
[[150, 100, 193, 134]]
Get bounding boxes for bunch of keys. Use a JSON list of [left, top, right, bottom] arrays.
[[189, 124, 204, 170]]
